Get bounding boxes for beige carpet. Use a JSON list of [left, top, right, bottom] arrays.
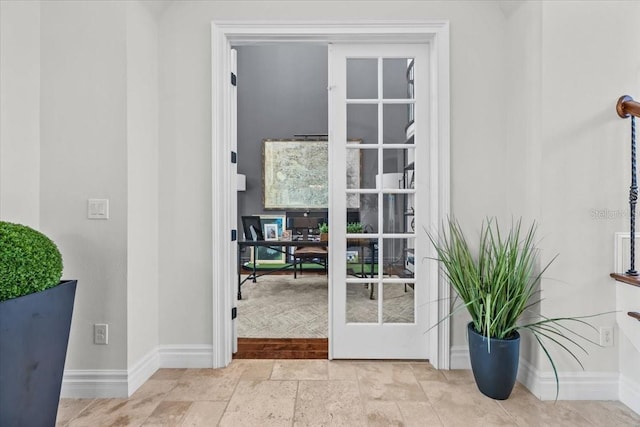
[[238, 275, 328, 338], [237, 275, 414, 338]]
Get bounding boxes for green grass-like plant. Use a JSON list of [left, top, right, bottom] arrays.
[[318, 223, 329, 234], [0, 221, 63, 302], [347, 222, 363, 233], [429, 217, 602, 399]]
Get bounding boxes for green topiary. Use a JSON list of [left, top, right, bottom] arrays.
[[0, 221, 63, 302]]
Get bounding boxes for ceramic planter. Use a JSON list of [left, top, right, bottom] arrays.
[[467, 322, 520, 400], [0, 280, 77, 425]]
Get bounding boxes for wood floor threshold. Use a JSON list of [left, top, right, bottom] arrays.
[[234, 338, 328, 359]]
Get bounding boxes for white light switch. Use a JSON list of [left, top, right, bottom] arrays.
[[88, 199, 109, 219]]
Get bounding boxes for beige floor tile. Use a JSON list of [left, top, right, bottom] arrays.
[[180, 363, 244, 379], [67, 398, 160, 427], [271, 359, 328, 380], [130, 379, 179, 401], [294, 380, 366, 426], [219, 380, 298, 426], [164, 375, 239, 402], [440, 369, 475, 383], [56, 399, 95, 426], [496, 384, 592, 427], [421, 379, 515, 426], [356, 362, 427, 401], [396, 401, 443, 426], [179, 401, 228, 426], [556, 400, 640, 426], [150, 369, 187, 381], [55, 365, 640, 427], [364, 401, 404, 426], [409, 362, 448, 381], [327, 360, 359, 380], [142, 401, 193, 426], [234, 359, 275, 380]]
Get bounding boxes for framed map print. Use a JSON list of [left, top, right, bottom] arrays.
[[262, 139, 360, 210]]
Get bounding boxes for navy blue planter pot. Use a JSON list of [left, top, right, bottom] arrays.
[[0, 280, 77, 426], [467, 322, 520, 400]]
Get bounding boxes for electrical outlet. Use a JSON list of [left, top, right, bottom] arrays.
[[94, 324, 108, 345], [599, 326, 613, 347]]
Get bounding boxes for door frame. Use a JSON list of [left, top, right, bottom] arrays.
[[211, 20, 451, 369]]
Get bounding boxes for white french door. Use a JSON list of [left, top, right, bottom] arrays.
[[329, 44, 431, 359], [213, 21, 449, 369]]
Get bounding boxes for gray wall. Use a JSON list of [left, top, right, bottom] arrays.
[[236, 44, 328, 225], [236, 46, 409, 236]]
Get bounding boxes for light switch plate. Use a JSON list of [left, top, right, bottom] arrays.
[[88, 199, 109, 219]]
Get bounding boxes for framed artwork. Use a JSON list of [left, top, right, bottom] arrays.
[[259, 215, 285, 237], [252, 215, 286, 264], [250, 246, 286, 264], [241, 216, 263, 241], [262, 139, 361, 209], [264, 224, 278, 241]]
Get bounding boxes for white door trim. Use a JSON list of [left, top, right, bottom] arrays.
[[210, 20, 451, 369]]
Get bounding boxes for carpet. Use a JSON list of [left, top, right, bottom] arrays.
[[237, 275, 415, 338], [237, 275, 328, 338]]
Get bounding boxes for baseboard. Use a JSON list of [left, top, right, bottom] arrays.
[[517, 358, 619, 401], [61, 345, 213, 398], [450, 345, 471, 369], [60, 369, 129, 398], [449, 346, 620, 401], [157, 344, 214, 368], [620, 374, 640, 415], [127, 348, 160, 396]]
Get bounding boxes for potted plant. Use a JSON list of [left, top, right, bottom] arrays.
[[347, 222, 363, 234], [318, 222, 329, 241], [0, 221, 77, 425], [429, 217, 599, 400]]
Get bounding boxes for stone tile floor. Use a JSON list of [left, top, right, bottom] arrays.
[[56, 360, 640, 426]]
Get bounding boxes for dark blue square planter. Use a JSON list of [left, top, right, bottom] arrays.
[[0, 280, 77, 426], [467, 322, 520, 400]]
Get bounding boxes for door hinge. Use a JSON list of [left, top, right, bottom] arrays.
[[231, 307, 237, 319], [231, 72, 237, 86], [231, 229, 237, 241], [231, 151, 237, 164]]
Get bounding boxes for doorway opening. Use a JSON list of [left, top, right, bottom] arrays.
[[233, 45, 330, 358], [211, 21, 450, 369]]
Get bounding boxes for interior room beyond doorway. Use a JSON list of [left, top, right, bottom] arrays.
[[235, 44, 330, 345]]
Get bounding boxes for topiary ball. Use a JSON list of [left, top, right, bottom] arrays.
[[0, 221, 63, 302]]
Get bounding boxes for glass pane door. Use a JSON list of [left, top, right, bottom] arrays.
[[329, 44, 429, 359]]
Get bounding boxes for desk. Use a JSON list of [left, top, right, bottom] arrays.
[[237, 240, 328, 299]]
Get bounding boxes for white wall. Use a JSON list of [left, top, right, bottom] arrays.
[[502, 1, 640, 401], [39, 0, 129, 370], [126, 1, 160, 371], [0, 1, 40, 228], [503, 0, 544, 371], [537, 0, 640, 397], [158, 0, 509, 351]]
